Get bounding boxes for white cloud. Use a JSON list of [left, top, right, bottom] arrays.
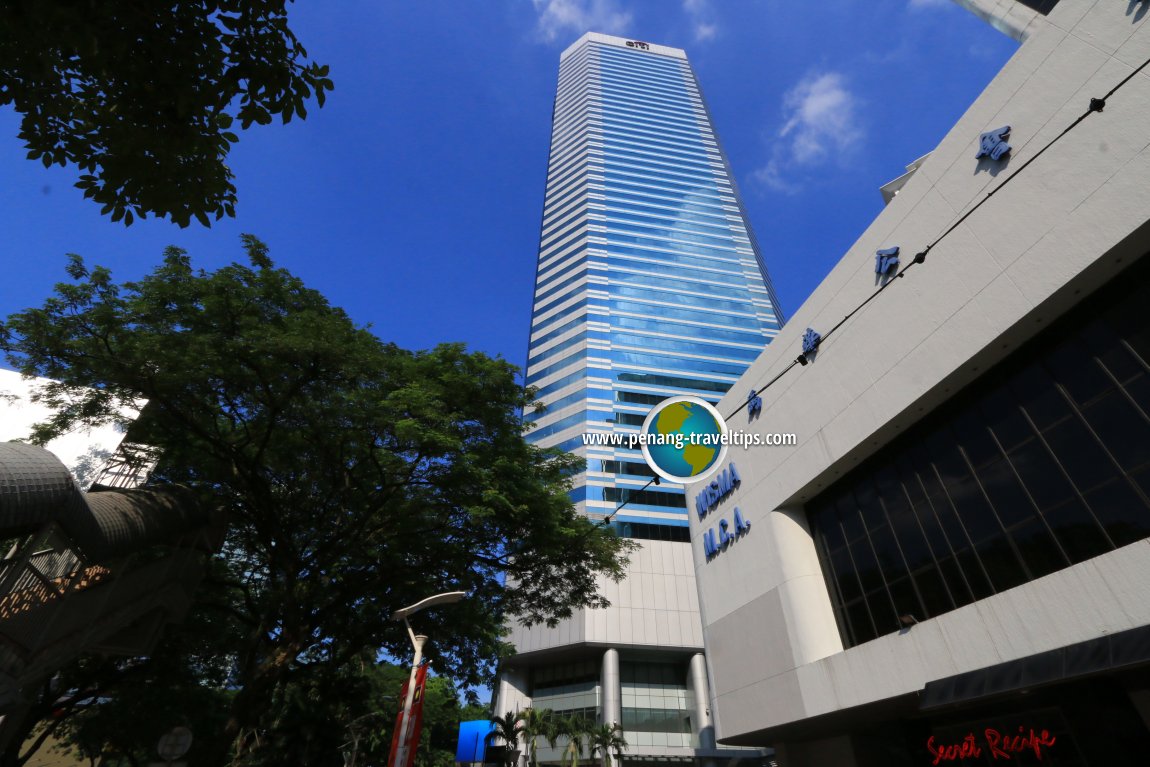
[[531, 0, 633, 43], [753, 157, 798, 194], [754, 71, 863, 193], [682, 0, 719, 43], [694, 22, 718, 42]]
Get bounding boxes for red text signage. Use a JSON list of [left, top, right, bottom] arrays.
[[927, 726, 1056, 764]]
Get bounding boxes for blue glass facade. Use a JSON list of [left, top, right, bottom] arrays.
[[525, 35, 784, 529]]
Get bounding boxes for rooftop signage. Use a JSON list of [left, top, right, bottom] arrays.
[[625, 40, 650, 50]]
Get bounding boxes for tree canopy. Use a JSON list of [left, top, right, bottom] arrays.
[[0, 1, 333, 226], [0, 237, 631, 764]]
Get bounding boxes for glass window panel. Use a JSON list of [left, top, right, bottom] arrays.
[[975, 536, 1028, 591], [922, 468, 972, 550], [912, 566, 954, 617], [900, 459, 953, 557], [1120, 328, 1150, 373], [868, 524, 906, 575], [1079, 389, 1150, 473], [818, 513, 845, 552], [1010, 364, 1072, 431], [1125, 373, 1150, 413], [830, 545, 861, 602], [1008, 438, 1076, 511], [939, 459, 1000, 543], [976, 456, 1038, 528], [1009, 517, 1067, 578], [845, 599, 876, 645], [850, 537, 883, 593], [955, 547, 995, 599], [1082, 479, 1150, 547], [953, 409, 998, 469], [1046, 340, 1113, 406], [937, 555, 973, 605], [836, 492, 865, 543], [884, 485, 933, 571], [1082, 319, 1144, 384], [979, 385, 1033, 452], [887, 576, 922, 622], [1131, 466, 1150, 503], [854, 481, 885, 528], [866, 588, 899, 636], [1043, 499, 1111, 563], [1043, 416, 1118, 493]]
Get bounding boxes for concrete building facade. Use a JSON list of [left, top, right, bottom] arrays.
[[685, 2, 1150, 765]]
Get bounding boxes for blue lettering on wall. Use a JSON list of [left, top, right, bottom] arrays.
[[875, 246, 900, 275], [747, 389, 762, 420], [695, 461, 741, 520], [802, 327, 822, 355], [976, 125, 1011, 161], [703, 506, 750, 561]]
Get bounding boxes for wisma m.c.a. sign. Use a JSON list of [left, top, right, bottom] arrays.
[[695, 462, 749, 560]]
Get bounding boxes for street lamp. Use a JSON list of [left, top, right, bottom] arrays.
[[389, 590, 467, 767]]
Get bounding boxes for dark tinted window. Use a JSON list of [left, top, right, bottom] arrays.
[[810, 255, 1150, 648]]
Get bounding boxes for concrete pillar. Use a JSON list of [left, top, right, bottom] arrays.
[[495, 665, 530, 716], [494, 666, 530, 767], [601, 648, 621, 726], [688, 653, 717, 752]]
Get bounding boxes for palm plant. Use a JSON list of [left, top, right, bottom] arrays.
[[556, 715, 591, 767], [588, 723, 628, 767], [487, 710, 526, 767], [520, 707, 554, 767]]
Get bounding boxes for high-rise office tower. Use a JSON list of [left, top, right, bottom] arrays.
[[494, 33, 783, 765]]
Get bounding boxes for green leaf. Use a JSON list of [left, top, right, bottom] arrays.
[[3, 3, 332, 225]]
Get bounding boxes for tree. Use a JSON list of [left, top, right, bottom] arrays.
[[587, 723, 627, 767], [0, 237, 632, 765], [0, 2, 334, 227], [486, 711, 525, 767], [519, 708, 554, 767]]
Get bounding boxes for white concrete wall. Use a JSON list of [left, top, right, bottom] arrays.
[[688, 0, 1150, 742], [506, 538, 704, 655]]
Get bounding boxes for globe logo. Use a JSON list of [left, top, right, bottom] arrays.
[[640, 396, 729, 483]]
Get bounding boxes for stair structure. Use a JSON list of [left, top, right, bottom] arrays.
[[0, 442, 222, 718]]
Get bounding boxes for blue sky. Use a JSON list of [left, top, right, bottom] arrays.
[[0, 1, 1018, 371]]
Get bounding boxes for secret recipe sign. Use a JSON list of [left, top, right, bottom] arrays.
[[927, 726, 1057, 764]]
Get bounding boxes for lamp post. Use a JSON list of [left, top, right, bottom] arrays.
[[389, 590, 467, 767]]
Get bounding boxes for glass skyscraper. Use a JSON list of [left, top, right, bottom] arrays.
[[495, 33, 783, 766]]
